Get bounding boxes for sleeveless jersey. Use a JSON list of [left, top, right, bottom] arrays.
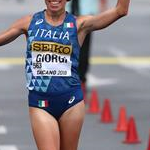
[[26, 10, 81, 94]]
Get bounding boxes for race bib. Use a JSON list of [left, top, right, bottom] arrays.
[[31, 41, 72, 76]]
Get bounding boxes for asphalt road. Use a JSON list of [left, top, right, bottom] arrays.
[[0, 0, 150, 150]]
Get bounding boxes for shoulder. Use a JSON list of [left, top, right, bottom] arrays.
[[22, 10, 44, 25], [7, 14, 34, 36], [11, 15, 33, 31], [18, 15, 33, 28], [76, 15, 93, 32]]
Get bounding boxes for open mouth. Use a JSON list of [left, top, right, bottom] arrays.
[[49, 0, 61, 6]]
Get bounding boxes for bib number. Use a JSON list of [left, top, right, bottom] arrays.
[[32, 52, 72, 76]]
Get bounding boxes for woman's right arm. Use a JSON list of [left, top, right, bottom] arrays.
[[0, 15, 32, 46]]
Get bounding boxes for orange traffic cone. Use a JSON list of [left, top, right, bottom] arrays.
[[87, 88, 100, 114], [123, 116, 141, 144], [146, 130, 150, 150], [100, 98, 113, 123], [114, 106, 128, 132]]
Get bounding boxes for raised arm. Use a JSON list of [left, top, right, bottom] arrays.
[[0, 15, 32, 46], [77, 0, 130, 45]]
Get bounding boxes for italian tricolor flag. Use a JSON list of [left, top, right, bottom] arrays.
[[38, 100, 49, 107], [64, 22, 74, 28]]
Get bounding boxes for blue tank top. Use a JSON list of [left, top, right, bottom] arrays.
[[26, 10, 81, 94]]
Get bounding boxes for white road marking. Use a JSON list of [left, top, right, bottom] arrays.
[[87, 73, 117, 87], [0, 126, 7, 134], [108, 47, 150, 77], [0, 65, 11, 70], [0, 145, 18, 150]]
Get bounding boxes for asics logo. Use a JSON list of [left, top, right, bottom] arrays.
[[68, 96, 75, 104], [35, 19, 44, 25]]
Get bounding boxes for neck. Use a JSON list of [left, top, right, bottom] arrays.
[[45, 9, 66, 25]]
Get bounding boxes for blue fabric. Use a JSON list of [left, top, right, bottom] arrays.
[[28, 87, 83, 120], [26, 10, 81, 94]]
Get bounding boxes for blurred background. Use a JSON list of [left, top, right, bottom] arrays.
[[0, 0, 150, 150]]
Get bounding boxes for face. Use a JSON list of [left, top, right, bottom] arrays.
[[45, 0, 67, 13]]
